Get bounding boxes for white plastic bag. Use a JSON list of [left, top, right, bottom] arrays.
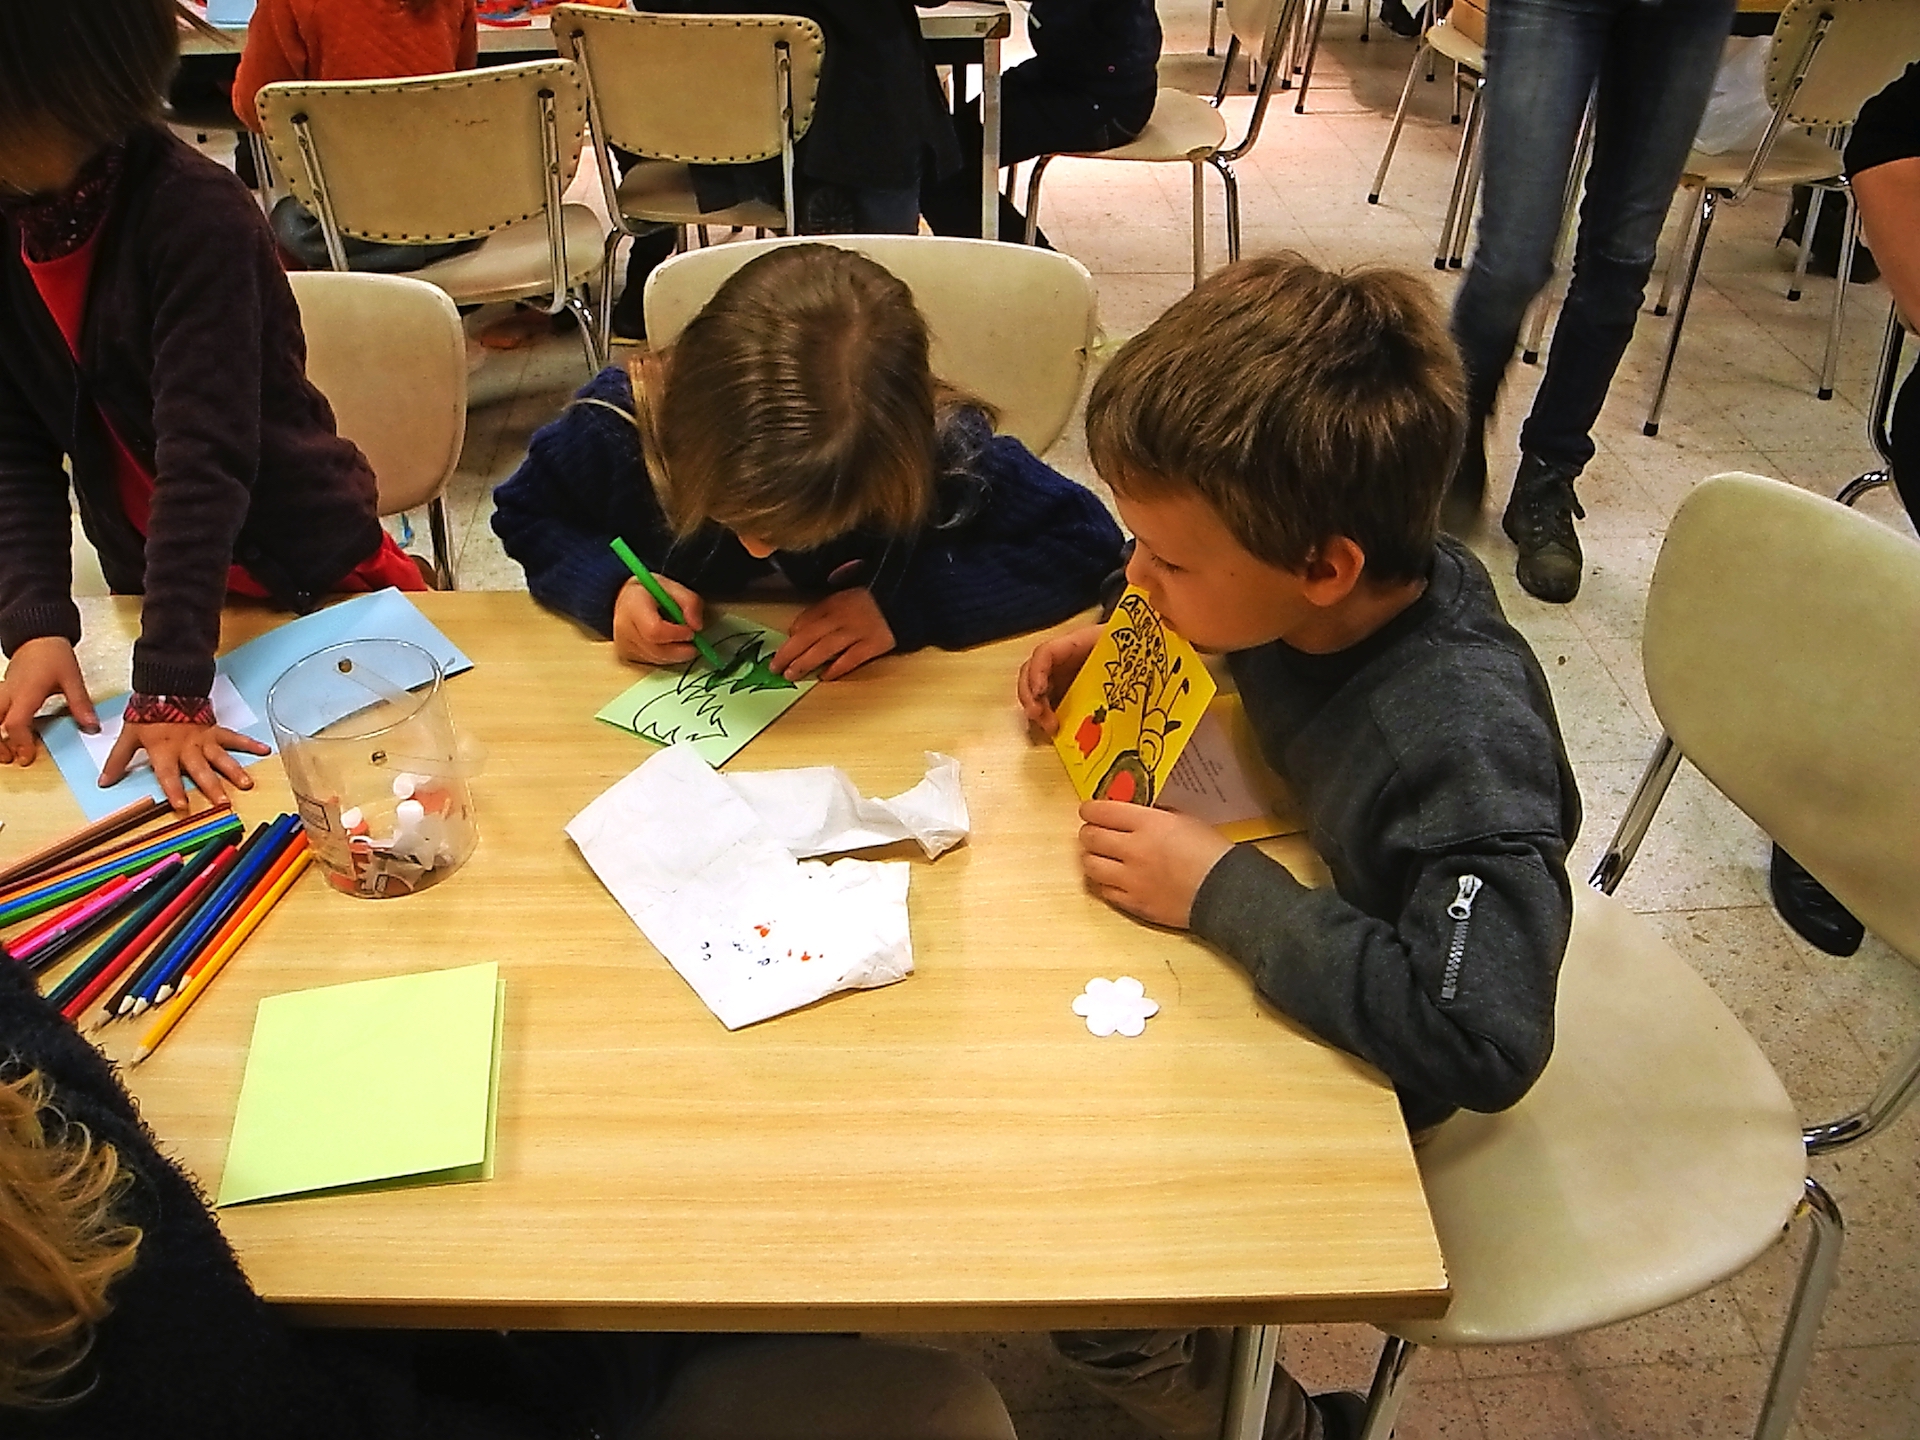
[[1693, 37, 1773, 156]]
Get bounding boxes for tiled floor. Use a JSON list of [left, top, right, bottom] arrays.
[[207, 5, 1920, 1436]]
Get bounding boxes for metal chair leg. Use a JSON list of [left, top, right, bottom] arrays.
[[1359, 1335, 1420, 1440], [1295, 0, 1334, 112], [1208, 0, 1223, 56], [1752, 1178, 1843, 1440], [1191, 159, 1207, 288], [1655, 183, 1700, 318], [1788, 185, 1824, 302], [1589, 733, 1682, 894], [1361, 0, 1371, 41], [1023, 155, 1054, 247], [1369, 40, 1425, 203], [426, 495, 457, 592], [1435, 85, 1480, 270], [1214, 156, 1242, 262], [1449, 102, 1485, 270], [563, 290, 603, 373], [1644, 188, 1719, 437], [1213, 35, 1243, 105], [1818, 187, 1857, 401]]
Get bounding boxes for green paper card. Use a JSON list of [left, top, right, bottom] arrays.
[[217, 962, 503, 1207], [595, 612, 816, 767]]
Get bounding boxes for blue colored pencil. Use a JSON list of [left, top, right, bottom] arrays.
[[106, 822, 272, 1019], [131, 815, 299, 1013]]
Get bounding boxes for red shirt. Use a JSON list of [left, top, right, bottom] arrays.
[[21, 232, 424, 601]]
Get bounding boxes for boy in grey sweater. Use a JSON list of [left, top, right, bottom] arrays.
[[1017, 255, 1580, 1440]]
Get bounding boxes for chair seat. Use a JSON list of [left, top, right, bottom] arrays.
[[1686, 129, 1845, 192], [1425, 18, 1486, 71], [615, 159, 788, 230], [406, 203, 608, 306], [1061, 88, 1228, 162], [1386, 885, 1807, 1348]]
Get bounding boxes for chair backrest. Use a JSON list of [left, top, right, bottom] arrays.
[[255, 60, 589, 243], [643, 236, 1098, 455], [1225, 0, 1289, 64], [286, 272, 467, 516], [1644, 473, 1920, 964], [1766, 0, 1920, 129], [551, 7, 824, 163]]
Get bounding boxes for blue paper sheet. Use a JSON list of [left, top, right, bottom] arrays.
[[42, 590, 472, 821], [204, 0, 258, 24]]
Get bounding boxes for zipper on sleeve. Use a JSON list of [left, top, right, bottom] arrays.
[[1440, 873, 1483, 1001]]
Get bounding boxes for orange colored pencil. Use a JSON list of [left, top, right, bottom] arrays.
[[131, 849, 313, 1065], [156, 833, 309, 1002]]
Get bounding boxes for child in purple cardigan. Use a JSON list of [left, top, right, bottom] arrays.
[[492, 244, 1123, 681]]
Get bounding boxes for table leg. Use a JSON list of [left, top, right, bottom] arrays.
[[980, 36, 1002, 239], [1221, 1325, 1281, 1440]]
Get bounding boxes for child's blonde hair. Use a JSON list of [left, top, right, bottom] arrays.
[[0, 1069, 141, 1407], [629, 244, 942, 551]]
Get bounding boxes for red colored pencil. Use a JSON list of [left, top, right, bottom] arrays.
[[162, 833, 309, 1001]]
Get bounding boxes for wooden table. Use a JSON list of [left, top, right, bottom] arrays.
[[8, 593, 1445, 1436], [178, 3, 1014, 240]]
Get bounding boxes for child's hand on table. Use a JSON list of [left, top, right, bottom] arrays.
[[0, 637, 100, 764], [1079, 800, 1233, 930], [1016, 624, 1101, 736], [614, 575, 705, 665], [773, 589, 896, 681], [102, 719, 269, 812]]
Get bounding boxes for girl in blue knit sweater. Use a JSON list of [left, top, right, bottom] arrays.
[[492, 244, 1123, 682]]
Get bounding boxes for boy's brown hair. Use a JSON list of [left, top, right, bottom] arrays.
[[635, 244, 941, 550], [1086, 252, 1465, 584], [0, 0, 180, 165]]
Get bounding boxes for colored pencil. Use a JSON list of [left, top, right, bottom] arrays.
[[129, 817, 295, 1014], [48, 843, 230, 1017], [109, 821, 271, 1018], [0, 805, 229, 908], [91, 844, 244, 1030], [0, 812, 243, 929], [133, 848, 314, 1065], [12, 857, 179, 970], [158, 832, 308, 1003], [61, 860, 225, 1025], [610, 537, 729, 670], [0, 796, 167, 891]]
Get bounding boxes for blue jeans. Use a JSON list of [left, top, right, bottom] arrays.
[[1451, 0, 1734, 474]]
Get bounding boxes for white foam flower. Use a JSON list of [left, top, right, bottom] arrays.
[[1073, 976, 1160, 1037]]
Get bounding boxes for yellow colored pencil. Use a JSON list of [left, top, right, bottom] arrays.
[[130, 849, 313, 1065]]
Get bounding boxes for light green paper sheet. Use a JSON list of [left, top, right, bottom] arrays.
[[217, 963, 502, 1207], [595, 612, 816, 767]]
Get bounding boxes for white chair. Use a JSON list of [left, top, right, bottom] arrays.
[[551, 6, 826, 353], [1021, 0, 1301, 288], [1644, 0, 1920, 433], [1366, 17, 1487, 271], [286, 272, 467, 591], [255, 59, 610, 375], [1356, 472, 1920, 1440], [644, 236, 1096, 455]]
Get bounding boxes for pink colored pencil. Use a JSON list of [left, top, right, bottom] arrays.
[[12, 857, 179, 968]]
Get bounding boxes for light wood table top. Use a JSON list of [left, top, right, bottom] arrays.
[[9, 593, 1447, 1332]]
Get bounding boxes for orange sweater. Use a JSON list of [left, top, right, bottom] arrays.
[[234, 0, 479, 131]]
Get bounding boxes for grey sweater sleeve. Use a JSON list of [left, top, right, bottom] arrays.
[[1189, 839, 1570, 1116], [1188, 651, 1576, 1121]]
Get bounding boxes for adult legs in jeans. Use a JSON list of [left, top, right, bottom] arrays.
[[1051, 1329, 1344, 1440], [1448, 0, 1732, 599], [919, 63, 1154, 242]]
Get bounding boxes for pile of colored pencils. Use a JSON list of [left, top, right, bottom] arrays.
[[1, 798, 313, 1059]]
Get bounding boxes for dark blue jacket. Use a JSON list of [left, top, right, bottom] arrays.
[[491, 366, 1124, 653]]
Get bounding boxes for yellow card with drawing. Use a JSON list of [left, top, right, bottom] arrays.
[[1052, 587, 1217, 805]]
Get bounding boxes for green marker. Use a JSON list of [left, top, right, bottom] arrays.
[[610, 537, 726, 670]]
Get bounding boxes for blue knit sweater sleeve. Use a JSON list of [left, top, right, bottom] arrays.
[[490, 368, 663, 638], [877, 429, 1125, 652]]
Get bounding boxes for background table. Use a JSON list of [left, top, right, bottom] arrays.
[[179, 3, 1012, 239], [10, 594, 1444, 1346]]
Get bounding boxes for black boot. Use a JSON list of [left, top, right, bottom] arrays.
[[610, 228, 677, 342], [1770, 845, 1865, 956], [1378, 0, 1423, 36], [1442, 410, 1488, 536], [1502, 453, 1585, 603]]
